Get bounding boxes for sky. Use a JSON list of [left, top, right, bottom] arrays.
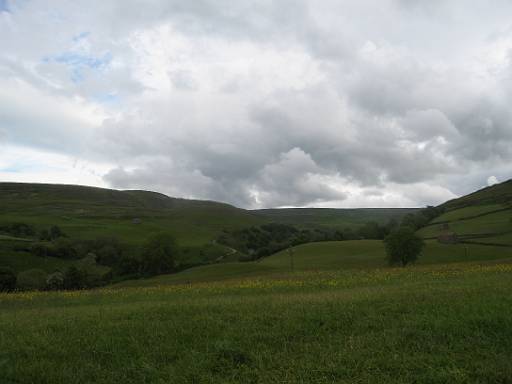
[[1, 0, 511, 209]]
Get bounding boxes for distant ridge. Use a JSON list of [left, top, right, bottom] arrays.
[[0, 182, 239, 211]]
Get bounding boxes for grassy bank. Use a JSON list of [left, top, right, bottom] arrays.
[[1, 261, 512, 383], [115, 239, 512, 287]]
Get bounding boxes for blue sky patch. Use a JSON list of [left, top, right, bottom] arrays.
[[72, 31, 90, 42], [49, 51, 112, 83], [0, 0, 9, 12], [1, 166, 22, 173], [93, 93, 120, 105]]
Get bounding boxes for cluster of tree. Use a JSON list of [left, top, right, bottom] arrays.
[[400, 206, 445, 230], [0, 222, 36, 238], [38, 225, 66, 241], [0, 223, 69, 241], [28, 236, 126, 263], [1, 232, 182, 292], [218, 206, 442, 261], [218, 223, 347, 261], [217, 220, 408, 261], [30, 238, 78, 259], [0, 265, 100, 292]]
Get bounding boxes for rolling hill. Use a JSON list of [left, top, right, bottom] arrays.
[[253, 207, 415, 227], [1, 180, 510, 283], [0, 182, 413, 274], [115, 179, 512, 287]]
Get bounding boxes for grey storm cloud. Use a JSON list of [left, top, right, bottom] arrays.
[[1, 0, 512, 207]]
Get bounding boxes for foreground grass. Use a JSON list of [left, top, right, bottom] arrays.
[[1, 262, 512, 383]]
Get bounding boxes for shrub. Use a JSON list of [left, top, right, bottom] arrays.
[[46, 271, 65, 290], [16, 269, 47, 291], [0, 267, 17, 292]]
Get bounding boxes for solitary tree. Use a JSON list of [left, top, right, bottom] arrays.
[[141, 233, 180, 276], [49, 225, 65, 240], [384, 227, 425, 267]]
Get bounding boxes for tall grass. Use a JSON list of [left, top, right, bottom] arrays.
[[1, 262, 512, 383]]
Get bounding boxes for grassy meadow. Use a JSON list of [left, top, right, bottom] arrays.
[[2, 261, 512, 383], [115, 239, 512, 287]]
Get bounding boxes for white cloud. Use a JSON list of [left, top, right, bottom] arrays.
[[0, 0, 511, 208], [487, 175, 499, 186], [0, 145, 110, 187]]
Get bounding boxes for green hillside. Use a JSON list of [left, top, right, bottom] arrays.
[[442, 179, 512, 209], [253, 207, 416, 228], [0, 183, 415, 247], [0, 182, 264, 247], [1, 180, 510, 286], [116, 180, 512, 287], [0, 182, 413, 275], [0, 183, 266, 277], [418, 180, 512, 246]]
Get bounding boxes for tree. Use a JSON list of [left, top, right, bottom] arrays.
[[16, 269, 47, 291], [50, 225, 62, 239], [63, 266, 88, 290], [117, 255, 141, 275], [0, 267, 17, 292], [39, 229, 50, 241], [384, 227, 425, 267], [141, 233, 180, 276], [46, 271, 65, 290], [53, 238, 78, 259], [358, 221, 388, 240], [96, 242, 122, 266], [0, 222, 35, 237]]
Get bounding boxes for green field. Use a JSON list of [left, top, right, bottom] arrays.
[[2, 261, 512, 383], [419, 209, 512, 238], [115, 240, 512, 287], [417, 181, 512, 248], [430, 203, 507, 223]]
